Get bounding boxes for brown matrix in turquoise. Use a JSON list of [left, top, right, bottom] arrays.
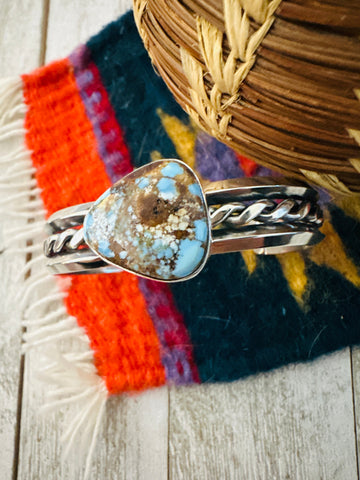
[[83, 160, 210, 281]]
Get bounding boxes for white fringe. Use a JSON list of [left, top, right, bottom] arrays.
[[0, 148, 33, 164], [0, 76, 107, 480]]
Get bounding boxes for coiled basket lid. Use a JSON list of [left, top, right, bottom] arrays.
[[133, 0, 360, 195]]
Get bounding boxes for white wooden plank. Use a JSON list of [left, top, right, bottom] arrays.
[[17, 2, 169, 478], [0, 1, 45, 478], [169, 351, 357, 480], [350, 346, 360, 476], [7, 2, 358, 479], [91, 389, 168, 480], [45, 0, 133, 62], [19, 367, 168, 479], [0, 2, 45, 76]]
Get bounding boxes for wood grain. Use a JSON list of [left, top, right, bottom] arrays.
[[0, 2, 45, 77], [16, 1, 168, 479], [1, 1, 360, 479], [19, 354, 168, 479], [45, 0, 133, 63], [350, 346, 360, 477], [0, 2, 45, 478], [169, 351, 358, 480]]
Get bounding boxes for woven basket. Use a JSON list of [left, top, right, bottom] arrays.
[[133, 0, 360, 195]]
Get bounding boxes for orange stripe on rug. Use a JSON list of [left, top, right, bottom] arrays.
[[22, 58, 166, 394], [66, 273, 166, 394], [22, 59, 110, 212]]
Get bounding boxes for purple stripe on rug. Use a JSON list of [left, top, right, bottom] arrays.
[[69, 45, 132, 183], [195, 131, 244, 181], [138, 278, 200, 385]]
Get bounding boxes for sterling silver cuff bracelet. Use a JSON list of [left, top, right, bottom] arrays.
[[44, 159, 324, 282]]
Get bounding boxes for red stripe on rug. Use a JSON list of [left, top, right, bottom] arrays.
[[236, 153, 258, 177], [22, 59, 166, 394]]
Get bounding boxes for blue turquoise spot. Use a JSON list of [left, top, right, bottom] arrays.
[[103, 266, 121, 273], [139, 246, 148, 257], [156, 247, 173, 260], [188, 183, 202, 198], [194, 219, 208, 243], [157, 177, 177, 200], [153, 238, 164, 249], [164, 247, 174, 259], [161, 162, 184, 178], [84, 212, 94, 230], [106, 210, 117, 228], [135, 177, 150, 189], [98, 239, 115, 258], [156, 268, 170, 279], [172, 238, 205, 278]]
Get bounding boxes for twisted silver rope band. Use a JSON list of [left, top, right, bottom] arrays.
[[45, 198, 323, 258], [210, 198, 323, 228], [44, 228, 84, 257], [43, 169, 325, 277]]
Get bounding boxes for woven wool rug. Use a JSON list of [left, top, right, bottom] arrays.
[[2, 9, 360, 477]]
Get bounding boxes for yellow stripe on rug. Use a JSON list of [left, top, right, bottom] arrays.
[[157, 108, 196, 168], [309, 219, 360, 288], [277, 252, 307, 305]]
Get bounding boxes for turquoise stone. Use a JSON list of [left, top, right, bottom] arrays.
[[83, 159, 210, 281]]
